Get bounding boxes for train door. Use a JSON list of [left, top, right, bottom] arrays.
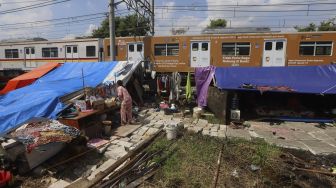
[[24, 47, 37, 68], [262, 40, 286, 67], [127, 43, 144, 63], [190, 41, 210, 67], [65, 45, 79, 62]]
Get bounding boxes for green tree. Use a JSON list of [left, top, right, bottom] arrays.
[[318, 18, 336, 31], [207, 19, 227, 29], [92, 14, 150, 38], [295, 18, 336, 32], [294, 23, 317, 32]]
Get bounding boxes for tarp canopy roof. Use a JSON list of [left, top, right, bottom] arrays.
[[0, 62, 61, 95], [215, 65, 336, 95], [0, 62, 118, 135]]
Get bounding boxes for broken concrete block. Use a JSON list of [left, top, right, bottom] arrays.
[[48, 179, 70, 188], [210, 125, 219, 132], [202, 130, 210, 136], [188, 126, 203, 133], [105, 146, 128, 160]]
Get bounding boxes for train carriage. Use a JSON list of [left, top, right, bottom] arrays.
[[104, 31, 336, 72], [0, 38, 104, 74]]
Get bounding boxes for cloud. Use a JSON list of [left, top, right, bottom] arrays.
[[85, 24, 98, 35], [0, 2, 53, 40]]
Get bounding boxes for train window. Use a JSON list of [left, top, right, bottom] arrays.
[[276, 42, 283, 51], [42, 47, 58, 58], [299, 41, 332, 56], [73, 46, 78, 53], [154, 44, 167, 56], [25, 48, 30, 55], [202, 43, 208, 51], [222, 43, 235, 56], [316, 42, 332, 56], [137, 44, 143, 52], [192, 43, 199, 51], [5, 49, 19, 58], [31, 48, 35, 54], [236, 42, 250, 56], [265, 42, 272, 51], [129, 44, 134, 52], [66, 47, 71, 53], [86, 46, 96, 57], [167, 43, 179, 56]]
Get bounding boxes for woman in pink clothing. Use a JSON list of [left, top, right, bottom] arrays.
[[117, 80, 133, 125]]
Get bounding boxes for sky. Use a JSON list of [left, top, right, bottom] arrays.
[[0, 0, 334, 40]]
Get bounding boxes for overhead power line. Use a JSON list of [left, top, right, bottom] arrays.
[[0, 0, 71, 15]]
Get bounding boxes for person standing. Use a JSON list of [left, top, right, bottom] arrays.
[[117, 80, 133, 125]]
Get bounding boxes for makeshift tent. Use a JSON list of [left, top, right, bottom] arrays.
[[0, 62, 60, 95], [103, 61, 142, 85], [215, 65, 336, 95], [0, 62, 118, 135]]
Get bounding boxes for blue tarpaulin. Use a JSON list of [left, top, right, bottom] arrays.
[[215, 65, 336, 94], [0, 62, 118, 135]]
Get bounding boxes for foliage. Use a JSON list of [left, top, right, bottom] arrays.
[[207, 18, 227, 28], [294, 23, 317, 32], [295, 17, 336, 32], [92, 14, 150, 38]]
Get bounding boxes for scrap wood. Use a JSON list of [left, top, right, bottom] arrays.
[[212, 143, 224, 188], [295, 167, 336, 177], [99, 141, 175, 188], [66, 129, 163, 188], [125, 168, 158, 188]]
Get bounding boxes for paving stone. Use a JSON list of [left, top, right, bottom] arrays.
[[202, 130, 210, 136], [197, 119, 208, 127], [299, 140, 336, 155], [219, 125, 228, 130], [292, 131, 315, 141], [210, 131, 218, 137], [116, 140, 134, 148], [119, 137, 130, 142], [137, 127, 149, 136], [144, 127, 160, 136]]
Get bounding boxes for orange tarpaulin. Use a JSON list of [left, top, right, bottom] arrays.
[[0, 62, 61, 95]]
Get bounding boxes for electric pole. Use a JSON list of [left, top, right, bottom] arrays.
[[151, 0, 155, 36], [109, 0, 116, 61]]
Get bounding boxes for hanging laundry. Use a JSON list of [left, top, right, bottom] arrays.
[[186, 72, 192, 102], [195, 66, 215, 107]]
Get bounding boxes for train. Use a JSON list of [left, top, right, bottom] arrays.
[[0, 31, 335, 76]]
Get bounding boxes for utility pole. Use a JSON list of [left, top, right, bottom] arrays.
[[109, 0, 116, 61], [151, 0, 155, 36]]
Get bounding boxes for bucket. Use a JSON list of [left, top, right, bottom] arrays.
[[166, 123, 178, 140], [193, 107, 203, 119], [102, 121, 112, 135]]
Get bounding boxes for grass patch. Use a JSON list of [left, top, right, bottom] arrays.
[[147, 132, 282, 187]]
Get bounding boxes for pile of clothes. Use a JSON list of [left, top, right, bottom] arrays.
[[11, 120, 80, 152]]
